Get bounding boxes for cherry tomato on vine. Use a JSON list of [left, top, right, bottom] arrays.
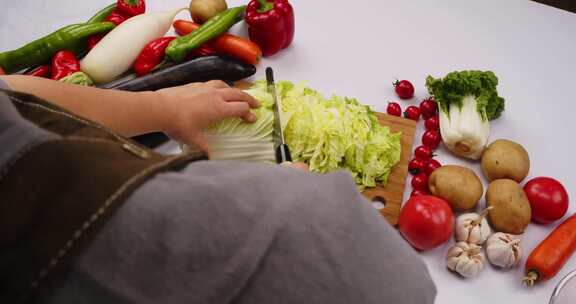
[[410, 189, 429, 197], [424, 159, 442, 175], [394, 79, 414, 99], [422, 129, 441, 149], [408, 158, 427, 175], [414, 145, 434, 160], [425, 115, 440, 131], [411, 173, 429, 190], [386, 102, 402, 116], [404, 105, 421, 121], [419, 98, 438, 119]]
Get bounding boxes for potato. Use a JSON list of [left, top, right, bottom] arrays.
[[190, 0, 228, 24], [428, 165, 483, 211], [481, 139, 530, 183], [486, 179, 531, 234]]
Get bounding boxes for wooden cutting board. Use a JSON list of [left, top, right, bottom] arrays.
[[235, 81, 416, 225]]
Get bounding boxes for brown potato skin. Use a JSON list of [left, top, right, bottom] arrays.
[[190, 0, 228, 24], [428, 165, 483, 211], [486, 179, 531, 234], [481, 139, 530, 183]]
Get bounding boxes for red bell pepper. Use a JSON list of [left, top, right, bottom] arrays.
[[116, 0, 146, 17], [50, 51, 81, 80], [134, 36, 176, 76], [26, 65, 51, 78], [106, 9, 129, 25], [245, 0, 294, 57]]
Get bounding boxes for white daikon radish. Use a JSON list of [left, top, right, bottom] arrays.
[[81, 8, 185, 84]]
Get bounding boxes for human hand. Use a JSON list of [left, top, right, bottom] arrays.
[[155, 80, 259, 152], [281, 161, 310, 172]]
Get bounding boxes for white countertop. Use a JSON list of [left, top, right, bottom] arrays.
[[2, 0, 576, 303]]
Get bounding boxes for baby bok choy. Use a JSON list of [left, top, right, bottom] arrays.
[[426, 71, 505, 160]]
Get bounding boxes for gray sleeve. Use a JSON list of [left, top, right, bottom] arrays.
[[41, 161, 436, 304], [0, 79, 60, 172]]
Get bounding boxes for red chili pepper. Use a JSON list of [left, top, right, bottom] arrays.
[[26, 65, 51, 78], [106, 9, 129, 25], [245, 0, 295, 57], [134, 36, 176, 76], [50, 50, 80, 80], [87, 34, 104, 50], [116, 0, 146, 17], [190, 44, 217, 57]]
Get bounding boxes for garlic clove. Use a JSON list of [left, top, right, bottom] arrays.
[[486, 232, 523, 268], [446, 242, 485, 278], [455, 208, 493, 245]]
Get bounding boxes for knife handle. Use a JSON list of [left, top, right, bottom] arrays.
[[275, 144, 292, 164]]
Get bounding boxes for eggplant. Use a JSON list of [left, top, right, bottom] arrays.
[[99, 55, 256, 91]]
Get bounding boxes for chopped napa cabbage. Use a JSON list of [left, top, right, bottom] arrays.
[[203, 80, 402, 190]]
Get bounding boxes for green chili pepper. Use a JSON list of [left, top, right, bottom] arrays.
[[87, 3, 117, 23], [166, 6, 246, 62], [0, 22, 114, 74]]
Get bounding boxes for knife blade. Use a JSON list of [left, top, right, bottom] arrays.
[[266, 67, 292, 164]]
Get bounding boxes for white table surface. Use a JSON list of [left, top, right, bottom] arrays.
[[2, 0, 576, 303]]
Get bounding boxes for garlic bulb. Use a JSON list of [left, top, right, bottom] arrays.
[[446, 242, 485, 278], [486, 232, 522, 268], [455, 207, 492, 245]]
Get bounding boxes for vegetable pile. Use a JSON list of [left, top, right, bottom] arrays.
[[392, 71, 574, 287], [204, 80, 402, 189]]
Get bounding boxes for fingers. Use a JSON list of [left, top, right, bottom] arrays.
[[219, 101, 256, 122], [281, 162, 309, 171], [218, 88, 260, 109], [205, 80, 230, 89]]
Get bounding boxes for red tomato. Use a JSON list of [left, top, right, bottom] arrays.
[[399, 195, 454, 251], [386, 102, 402, 116], [524, 177, 569, 224], [425, 115, 440, 130], [410, 189, 429, 197], [414, 145, 434, 160], [424, 159, 441, 175], [422, 130, 441, 149], [408, 158, 427, 175], [411, 173, 429, 190], [394, 79, 414, 99], [419, 98, 438, 119], [404, 105, 421, 121]]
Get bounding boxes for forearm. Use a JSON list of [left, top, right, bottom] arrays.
[[0, 75, 166, 137]]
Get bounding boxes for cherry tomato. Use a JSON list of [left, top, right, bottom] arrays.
[[414, 145, 434, 160], [425, 115, 440, 131], [419, 98, 438, 119], [422, 129, 441, 149], [411, 173, 429, 190], [394, 79, 414, 99], [398, 195, 454, 251], [424, 159, 441, 175], [404, 105, 421, 121], [410, 189, 429, 197], [386, 102, 402, 116], [408, 158, 427, 175], [524, 177, 569, 224]]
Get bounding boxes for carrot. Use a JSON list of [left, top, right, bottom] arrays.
[[172, 20, 261, 65], [524, 213, 576, 286]]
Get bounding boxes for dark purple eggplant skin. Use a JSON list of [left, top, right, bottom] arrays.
[[100, 55, 256, 91]]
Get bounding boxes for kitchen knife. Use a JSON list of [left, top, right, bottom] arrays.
[[266, 67, 292, 164]]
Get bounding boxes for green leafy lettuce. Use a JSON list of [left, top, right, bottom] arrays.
[[205, 80, 402, 190], [425, 70, 505, 121]]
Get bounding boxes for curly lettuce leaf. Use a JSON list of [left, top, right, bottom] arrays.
[[425, 70, 505, 121]]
